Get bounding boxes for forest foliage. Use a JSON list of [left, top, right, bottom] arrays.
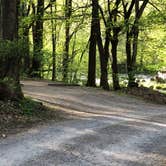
[[0, 0, 166, 98]]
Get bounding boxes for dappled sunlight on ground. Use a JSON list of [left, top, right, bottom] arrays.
[[1, 80, 166, 166]]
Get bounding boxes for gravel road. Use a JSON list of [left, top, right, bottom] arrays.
[[0, 80, 166, 166]]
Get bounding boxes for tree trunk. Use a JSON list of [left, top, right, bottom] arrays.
[[97, 35, 109, 90], [111, 30, 120, 90], [51, 2, 57, 81], [110, 0, 121, 90], [87, 0, 109, 89], [20, 1, 31, 75], [125, 0, 148, 87], [23, 28, 31, 74], [0, 0, 2, 38], [126, 30, 135, 87], [96, 0, 109, 90], [104, 28, 111, 79], [87, 30, 97, 87], [62, 0, 72, 82], [128, 24, 139, 87], [130, 1, 139, 87], [86, 0, 98, 87], [0, 0, 23, 100], [31, 0, 44, 78]]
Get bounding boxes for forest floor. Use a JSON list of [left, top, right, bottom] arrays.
[[0, 93, 69, 138], [0, 80, 166, 166]]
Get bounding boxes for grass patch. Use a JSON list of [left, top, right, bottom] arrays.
[[19, 98, 43, 116]]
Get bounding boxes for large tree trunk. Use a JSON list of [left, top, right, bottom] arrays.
[[0, 0, 23, 100], [1, 0, 17, 40], [0, 0, 2, 38], [1, 0, 19, 79]]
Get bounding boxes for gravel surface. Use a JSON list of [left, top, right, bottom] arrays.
[[0, 80, 166, 166]]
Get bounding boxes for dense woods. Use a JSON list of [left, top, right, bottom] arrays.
[[0, 0, 166, 100]]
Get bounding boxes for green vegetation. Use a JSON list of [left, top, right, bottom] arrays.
[[0, 0, 165, 90], [0, 0, 165, 94], [0, 98, 67, 137], [19, 98, 43, 116], [18, 0, 166, 88]]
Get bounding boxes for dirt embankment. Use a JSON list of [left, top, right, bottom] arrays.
[[125, 87, 166, 105], [0, 100, 68, 138]]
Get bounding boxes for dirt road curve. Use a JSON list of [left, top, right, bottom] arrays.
[[0, 80, 166, 166]]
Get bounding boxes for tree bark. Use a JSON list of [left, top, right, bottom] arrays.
[[51, 2, 57, 81], [22, 28, 30, 74], [62, 0, 72, 82], [20, 1, 31, 75], [86, 0, 98, 87], [0, 0, 23, 100], [0, 0, 2, 39], [124, 0, 148, 87], [87, 0, 109, 89], [87, 28, 97, 87], [31, 0, 44, 78], [97, 35, 109, 90], [111, 30, 120, 90]]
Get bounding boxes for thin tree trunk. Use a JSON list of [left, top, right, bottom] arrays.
[[31, 0, 44, 78], [20, 1, 31, 75], [111, 30, 120, 90], [104, 27, 110, 77], [125, 0, 148, 87], [131, 0, 139, 83], [51, 2, 57, 81], [23, 29, 30, 74], [108, 0, 121, 90], [126, 30, 135, 86], [62, 0, 72, 82]]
